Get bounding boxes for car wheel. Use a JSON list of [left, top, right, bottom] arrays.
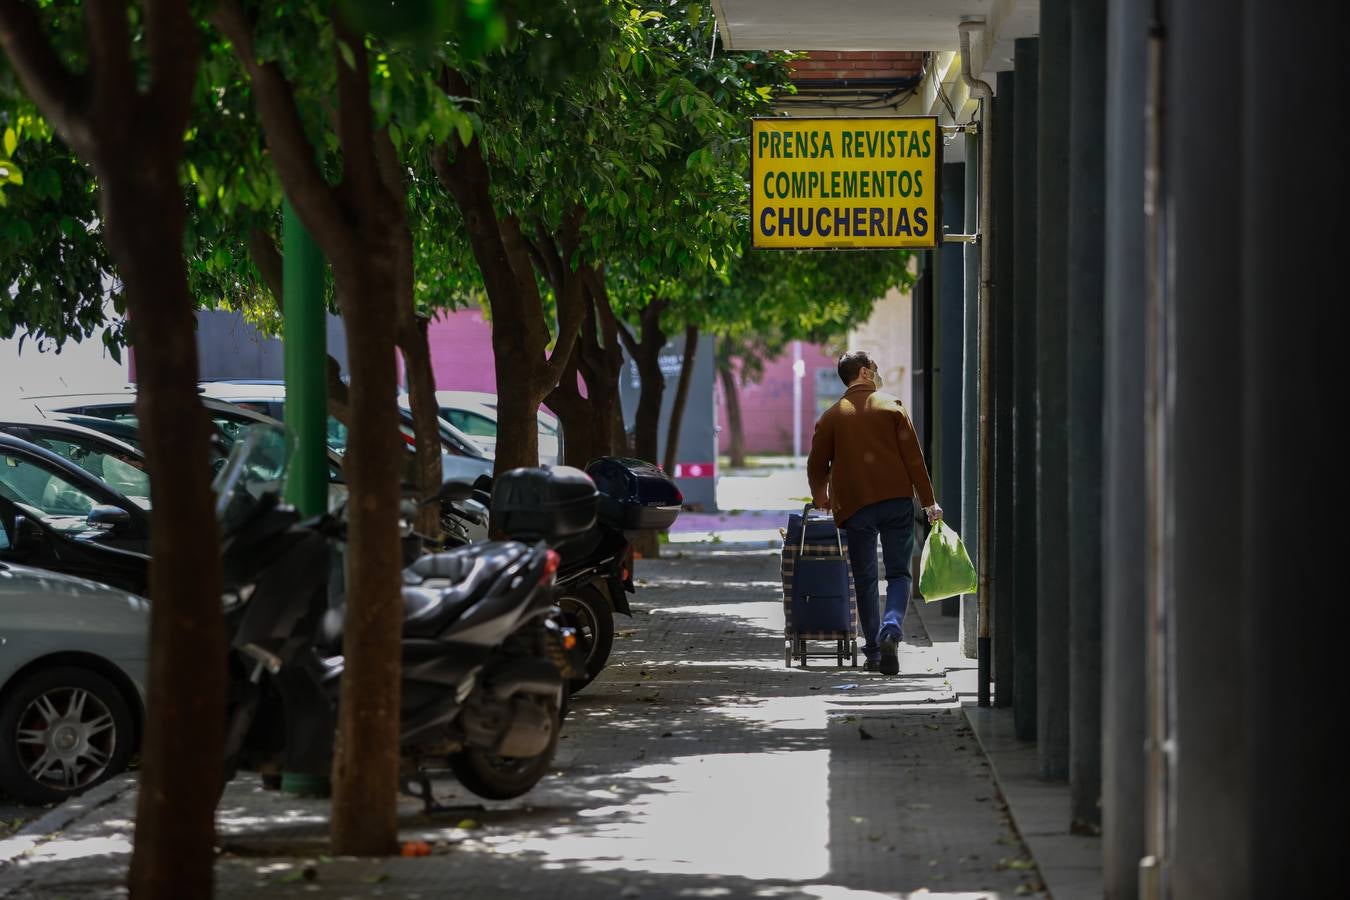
[[0, 666, 136, 805]]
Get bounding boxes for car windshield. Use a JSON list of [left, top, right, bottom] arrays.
[[213, 425, 292, 532], [442, 408, 498, 438], [21, 434, 151, 509]]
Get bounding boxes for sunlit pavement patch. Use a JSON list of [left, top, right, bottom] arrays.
[[482, 750, 832, 880]]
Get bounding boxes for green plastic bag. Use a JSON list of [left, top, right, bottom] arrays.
[[918, 520, 978, 601]]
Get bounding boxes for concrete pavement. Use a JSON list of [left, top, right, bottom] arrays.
[[0, 545, 1047, 899]]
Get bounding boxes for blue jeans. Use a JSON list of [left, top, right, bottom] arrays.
[[843, 498, 917, 661]]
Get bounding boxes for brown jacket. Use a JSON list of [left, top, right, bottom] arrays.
[[807, 383, 936, 525]]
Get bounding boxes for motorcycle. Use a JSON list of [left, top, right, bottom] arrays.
[[215, 429, 588, 803], [440, 457, 684, 692]]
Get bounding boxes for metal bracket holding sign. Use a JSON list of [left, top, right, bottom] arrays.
[[750, 116, 943, 251]]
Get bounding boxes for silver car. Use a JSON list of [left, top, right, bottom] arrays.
[[0, 561, 147, 804]]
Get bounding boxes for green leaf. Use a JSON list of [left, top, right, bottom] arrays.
[[337, 40, 357, 71], [3, 128, 16, 157], [455, 115, 474, 147]]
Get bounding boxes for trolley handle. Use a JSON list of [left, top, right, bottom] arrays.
[[798, 503, 845, 557]]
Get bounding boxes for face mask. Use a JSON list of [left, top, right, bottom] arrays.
[[869, 368, 883, 389]]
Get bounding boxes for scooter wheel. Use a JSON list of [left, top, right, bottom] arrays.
[[556, 584, 615, 694], [448, 706, 562, 800]]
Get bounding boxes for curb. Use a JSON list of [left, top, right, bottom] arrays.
[[959, 706, 1077, 900], [0, 772, 138, 870]]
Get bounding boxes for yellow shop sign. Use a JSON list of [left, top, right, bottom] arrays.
[[751, 117, 942, 250]]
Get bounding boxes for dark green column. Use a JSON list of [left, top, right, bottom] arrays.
[[1241, 3, 1338, 892], [1167, 0, 1246, 892], [1067, 0, 1106, 833], [1102, 0, 1148, 890], [959, 134, 980, 654], [992, 70, 1017, 708], [1011, 36, 1039, 743], [1036, 0, 1071, 782], [937, 162, 966, 618], [282, 200, 328, 515], [912, 252, 935, 462]]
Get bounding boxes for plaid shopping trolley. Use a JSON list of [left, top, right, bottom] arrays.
[[781, 504, 859, 667]]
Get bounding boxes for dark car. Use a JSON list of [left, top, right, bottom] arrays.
[[0, 432, 150, 596], [19, 391, 346, 482], [0, 406, 153, 499], [196, 381, 494, 483]]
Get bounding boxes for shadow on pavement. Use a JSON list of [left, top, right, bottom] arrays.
[[1, 547, 1044, 900]]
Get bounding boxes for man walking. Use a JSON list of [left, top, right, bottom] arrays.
[[807, 351, 941, 675]]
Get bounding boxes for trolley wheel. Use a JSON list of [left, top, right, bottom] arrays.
[[798, 638, 808, 668], [851, 640, 859, 667], [836, 640, 844, 667]]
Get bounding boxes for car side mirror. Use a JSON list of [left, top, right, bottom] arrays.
[[87, 504, 133, 533], [11, 515, 44, 552]]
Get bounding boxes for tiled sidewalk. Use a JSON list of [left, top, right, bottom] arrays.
[[1, 546, 1046, 899]]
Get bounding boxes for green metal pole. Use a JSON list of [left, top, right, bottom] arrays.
[[280, 200, 331, 797], [282, 200, 328, 517]]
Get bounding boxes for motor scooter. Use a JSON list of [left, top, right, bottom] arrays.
[[215, 431, 586, 803], [440, 457, 684, 692]]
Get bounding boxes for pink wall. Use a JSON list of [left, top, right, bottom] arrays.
[[424, 307, 498, 392], [425, 309, 838, 457], [716, 342, 840, 456]]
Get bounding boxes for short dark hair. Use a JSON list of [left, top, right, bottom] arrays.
[[838, 351, 877, 386]]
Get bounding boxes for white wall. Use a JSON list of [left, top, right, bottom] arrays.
[[849, 283, 915, 412], [1, 331, 128, 395]]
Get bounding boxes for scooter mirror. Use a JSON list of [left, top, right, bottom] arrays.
[[433, 480, 476, 504]]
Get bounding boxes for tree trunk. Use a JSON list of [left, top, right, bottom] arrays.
[[431, 73, 586, 475], [329, 262, 404, 857], [397, 316, 442, 536], [662, 324, 699, 475], [0, 3, 219, 894], [579, 269, 626, 465], [545, 353, 596, 469], [108, 180, 224, 900], [210, 4, 406, 856], [623, 302, 668, 466], [546, 284, 625, 469], [493, 377, 545, 474], [717, 354, 747, 468], [619, 301, 669, 561], [374, 129, 439, 536]]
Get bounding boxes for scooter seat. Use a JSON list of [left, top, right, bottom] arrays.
[[319, 542, 532, 650], [400, 541, 531, 638]]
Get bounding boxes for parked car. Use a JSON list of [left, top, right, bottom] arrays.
[[196, 380, 493, 484], [15, 390, 346, 483], [0, 406, 151, 507], [0, 560, 148, 804], [432, 390, 564, 466], [0, 431, 151, 596]]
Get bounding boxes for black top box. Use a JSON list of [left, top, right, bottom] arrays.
[[584, 457, 684, 532], [491, 466, 598, 543]]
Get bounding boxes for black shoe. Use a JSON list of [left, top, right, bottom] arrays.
[[878, 636, 900, 675], [864, 658, 880, 672]]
